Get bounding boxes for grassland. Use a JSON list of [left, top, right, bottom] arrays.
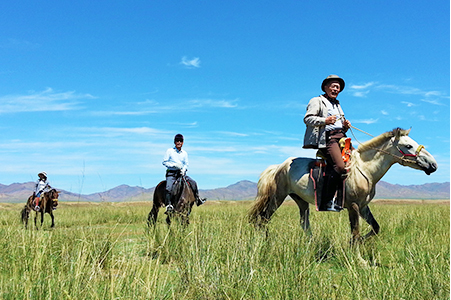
[[0, 200, 448, 299]]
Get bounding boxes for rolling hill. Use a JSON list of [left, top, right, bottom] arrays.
[[0, 180, 448, 203]]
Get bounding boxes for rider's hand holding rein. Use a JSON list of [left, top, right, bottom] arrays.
[[326, 115, 351, 129]]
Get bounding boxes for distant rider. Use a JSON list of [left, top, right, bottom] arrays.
[[34, 172, 51, 211], [162, 134, 206, 213]]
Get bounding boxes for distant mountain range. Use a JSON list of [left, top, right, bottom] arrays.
[[0, 180, 449, 203]]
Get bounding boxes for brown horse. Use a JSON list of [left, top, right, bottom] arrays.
[[148, 175, 196, 226], [21, 189, 59, 229]]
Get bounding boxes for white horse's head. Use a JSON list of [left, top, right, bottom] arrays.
[[390, 128, 437, 175]]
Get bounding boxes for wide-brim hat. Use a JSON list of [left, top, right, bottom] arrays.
[[321, 75, 345, 92]]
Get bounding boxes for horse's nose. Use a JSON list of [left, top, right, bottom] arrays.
[[426, 162, 438, 175], [431, 162, 438, 172]]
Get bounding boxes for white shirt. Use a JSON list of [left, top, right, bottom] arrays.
[[35, 179, 51, 194], [162, 147, 189, 173], [325, 99, 343, 131]]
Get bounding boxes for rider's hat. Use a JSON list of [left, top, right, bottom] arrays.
[[38, 172, 47, 178], [321, 75, 345, 92], [174, 134, 184, 142]]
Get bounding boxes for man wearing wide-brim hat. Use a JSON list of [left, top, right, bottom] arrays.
[[303, 75, 352, 212]]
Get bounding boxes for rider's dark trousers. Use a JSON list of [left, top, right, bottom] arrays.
[[322, 130, 347, 175], [317, 130, 350, 207]]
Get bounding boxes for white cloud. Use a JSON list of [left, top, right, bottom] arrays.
[[217, 131, 249, 137], [401, 101, 416, 107], [0, 88, 94, 113], [348, 81, 447, 103], [421, 98, 446, 106], [181, 56, 201, 68], [349, 82, 375, 97], [353, 118, 379, 124], [350, 82, 375, 90], [189, 99, 238, 108], [377, 84, 443, 98], [381, 110, 389, 115], [352, 90, 370, 97]]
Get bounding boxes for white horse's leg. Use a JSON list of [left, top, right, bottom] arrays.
[[261, 190, 288, 222], [348, 202, 361, 244], [360, 206, 380, 239], [289, 193, 311, 234]]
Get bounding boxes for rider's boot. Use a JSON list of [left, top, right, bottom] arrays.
[[164, 191, 173, 214], [195, 195, 206, 206], [321, 174, 343, 212]]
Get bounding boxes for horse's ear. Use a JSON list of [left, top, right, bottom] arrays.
[[393, 127, 411, 139]]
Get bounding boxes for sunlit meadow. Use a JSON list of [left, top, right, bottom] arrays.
[[0, 200, 448, 299]]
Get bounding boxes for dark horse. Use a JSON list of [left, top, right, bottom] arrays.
[[21, 189, 59, 229], [148, 175, 196, 226]]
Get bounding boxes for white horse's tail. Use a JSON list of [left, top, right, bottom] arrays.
[[248, 160, 290, 224]]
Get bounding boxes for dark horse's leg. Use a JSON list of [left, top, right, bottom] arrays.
[[289, 193, 311, 235], [148, 181, 166, 226]]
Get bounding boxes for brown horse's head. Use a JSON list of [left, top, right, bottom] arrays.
[[47, 189, 59, 209]]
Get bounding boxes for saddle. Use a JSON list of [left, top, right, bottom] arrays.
[[309, 137, 351, 211], [170, 176, 191, 206]]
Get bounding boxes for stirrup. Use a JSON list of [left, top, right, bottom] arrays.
[[324, 198, 342, 212]]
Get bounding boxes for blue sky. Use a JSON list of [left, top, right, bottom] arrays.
[[0, 1, 449, 195]]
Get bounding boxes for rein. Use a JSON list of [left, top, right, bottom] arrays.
[[348, 125, 425, 165]]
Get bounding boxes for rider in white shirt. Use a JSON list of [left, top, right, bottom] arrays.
[[34, 172, 51, 211], [162, 134, 205, 213]]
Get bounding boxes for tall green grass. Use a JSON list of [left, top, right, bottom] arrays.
[[0, 201, 448, 299]]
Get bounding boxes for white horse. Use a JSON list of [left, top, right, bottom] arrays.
[[248, 128, 437, 242]]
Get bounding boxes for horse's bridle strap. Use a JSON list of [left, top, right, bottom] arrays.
[[397, 144, 424, 158]]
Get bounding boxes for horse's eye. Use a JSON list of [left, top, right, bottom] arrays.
[[405, 144, 413, 149]]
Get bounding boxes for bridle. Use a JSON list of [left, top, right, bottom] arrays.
[[336, 113, 426, 166], [348, 124, 425, 166], [395, 143, 425, 166]]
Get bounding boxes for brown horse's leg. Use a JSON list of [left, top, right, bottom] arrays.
[[348, 202, 361, 244], [50, 211, 55, 228], [360, 206, 379, 239], [34, 212, 38, 230]]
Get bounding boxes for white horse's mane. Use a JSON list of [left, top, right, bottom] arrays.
[[357, 128, 410, 153]]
